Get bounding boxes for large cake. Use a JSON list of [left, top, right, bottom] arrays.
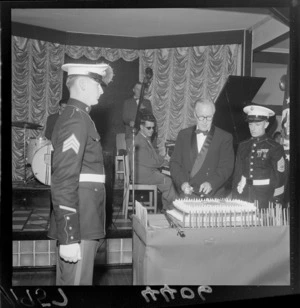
[[167, 198, 258, 228]]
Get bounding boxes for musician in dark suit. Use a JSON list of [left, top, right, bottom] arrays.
[[134, 114, 178, 210], [122, 82, 153, 151], [170, 99, 235, 198], [44, 99, 67, 139]]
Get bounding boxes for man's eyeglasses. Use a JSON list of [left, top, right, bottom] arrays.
[[195, 115, 213, 121], [145, 126, 155, 130]]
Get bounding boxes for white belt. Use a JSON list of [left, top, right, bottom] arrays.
[[79, 174, 105, 183], [253, 179, 270, 185]]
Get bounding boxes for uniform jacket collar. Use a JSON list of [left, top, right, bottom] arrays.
[[67, 98, 92, 113], [251, 133, 268, 143]]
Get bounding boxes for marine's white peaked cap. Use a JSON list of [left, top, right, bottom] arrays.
[[62, 63, 113, 85], [243, 105, 275, 122]]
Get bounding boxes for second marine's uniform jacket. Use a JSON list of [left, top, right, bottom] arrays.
[[232, 134, 286, 208], [48, 98, 106, 245]]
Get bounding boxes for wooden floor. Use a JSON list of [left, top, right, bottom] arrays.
[[12, 265, 133, 286]]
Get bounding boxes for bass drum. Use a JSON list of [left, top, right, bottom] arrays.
[[32, 143, 53, 185], [27, 137, 49, 165]]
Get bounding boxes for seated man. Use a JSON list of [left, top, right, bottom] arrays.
[[133, 114, 178, 211]]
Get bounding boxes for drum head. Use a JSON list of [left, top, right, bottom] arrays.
[[27, 137, 49, 165], [32, 143, 53, 185]]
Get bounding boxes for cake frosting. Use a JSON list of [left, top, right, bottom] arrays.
[[173, 198, 256, 213], [167, 198, 258, 228]]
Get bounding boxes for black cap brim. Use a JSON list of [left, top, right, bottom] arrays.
[[246, 115, 269, 122]]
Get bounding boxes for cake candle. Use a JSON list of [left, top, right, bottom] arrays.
[[234, 210, 236, 227]]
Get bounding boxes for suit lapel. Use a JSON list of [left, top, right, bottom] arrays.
[[142, 134, 158, 159], [190, 126, 198, 164]]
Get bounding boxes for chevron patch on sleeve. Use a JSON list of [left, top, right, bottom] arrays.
[[62, 133, 80, 154]]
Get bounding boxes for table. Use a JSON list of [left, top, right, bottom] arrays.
[[132, 214, 290, 285]]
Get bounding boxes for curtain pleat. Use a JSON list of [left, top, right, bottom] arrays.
[[12, 36, 241, 180], [65, 45, 139, 62], [12, 37, 65, 180]]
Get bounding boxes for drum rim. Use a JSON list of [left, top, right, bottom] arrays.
[[31, 143, 52, 186]]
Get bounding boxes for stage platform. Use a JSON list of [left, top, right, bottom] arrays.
[[12, 179, 133, 269], [12, 179, 133, 240]]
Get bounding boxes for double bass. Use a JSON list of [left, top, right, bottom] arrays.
[[133, 67, 153, 130], [131, 67, 153, 215]]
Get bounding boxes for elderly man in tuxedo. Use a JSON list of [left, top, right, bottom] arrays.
[[170, 99, 234, 198]]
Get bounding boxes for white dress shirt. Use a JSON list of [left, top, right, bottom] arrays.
[[196, 132, 207, 153]]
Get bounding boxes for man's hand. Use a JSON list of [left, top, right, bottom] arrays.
[[129, 121, 135, 128], [199, 182, 212, 195], [59, 243, 81, 263], [181, 182, 194, 195]]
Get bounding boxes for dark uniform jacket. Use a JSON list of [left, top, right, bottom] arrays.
[[170, 125, 234, 197], [122, 97, 152, 141], [44, 112, 59, 140], [232, 134, 286, 208], [48, 99, 106, 245]]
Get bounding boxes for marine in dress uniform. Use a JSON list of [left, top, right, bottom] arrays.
[[48, 63, 113, 285], [232, 105, 286, 209]]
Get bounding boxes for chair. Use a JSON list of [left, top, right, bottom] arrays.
[[122, 154, 157, 219], [115, 133, 126, 180]]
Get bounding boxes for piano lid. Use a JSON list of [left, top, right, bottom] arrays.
[[213, 75, 266, 145]]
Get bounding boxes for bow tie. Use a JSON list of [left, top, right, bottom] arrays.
[[195, 129, 208, 135]]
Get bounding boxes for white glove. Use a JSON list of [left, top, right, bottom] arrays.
[[237, 176, 246, 194], [59, 243, 81, 263]]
